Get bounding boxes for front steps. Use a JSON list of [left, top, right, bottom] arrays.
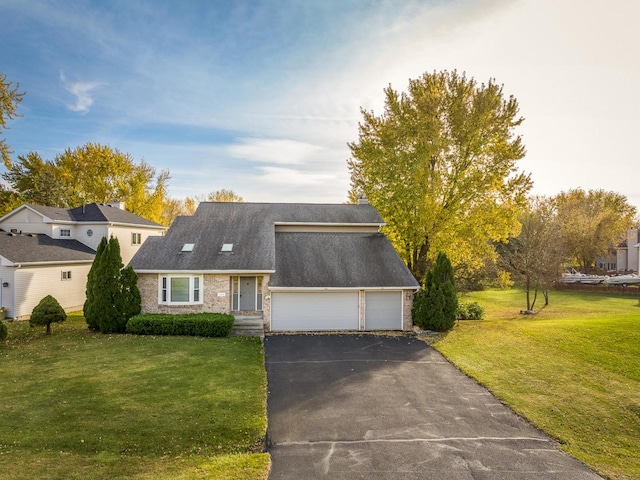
[[232, 315, 264, 337]]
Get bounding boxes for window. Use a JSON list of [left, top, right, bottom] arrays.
[[158, 275, 203, 305], [181, 243, 195, 252], [60, 229, 71, 237], [131, 232, 142, 245], [61, 271, 72, 281]]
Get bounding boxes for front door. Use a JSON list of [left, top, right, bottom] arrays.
[[239, 276, 257, 311]]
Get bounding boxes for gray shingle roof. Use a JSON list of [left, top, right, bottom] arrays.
[[269, 232, 419, 288], [26, 205, 74, 221], [0, 232, 95, 264], [68, 204, 163, 226], [130, 202, 417, 288], [22, 203, 162, 227]]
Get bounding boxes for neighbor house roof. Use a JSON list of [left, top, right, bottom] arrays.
[[0, 232, 95, 265], [67, 203, 162, 227], [269, 232, 419, 288], [130, 202, 385, 272], [10, 203, 163, 227]]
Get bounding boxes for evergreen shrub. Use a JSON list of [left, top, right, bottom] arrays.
[[412, 252, 458, 331], [30, 295, 67, 335], [126, 313, 234, 337], [0, 321, 7, 341], [457, 301, 485, 320]]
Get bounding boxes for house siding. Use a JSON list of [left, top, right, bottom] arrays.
[[0, 208, 54, 236], [14, 263, 92, 319], [108, 225, 165, 266], [0, 265, 16, 319]]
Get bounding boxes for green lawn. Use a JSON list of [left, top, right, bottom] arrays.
[[0, 314, 270, 480], [432, 289, 640, 480]]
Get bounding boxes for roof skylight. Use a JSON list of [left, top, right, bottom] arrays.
[[221, 243, 233, 252], [181, 243, 195, 252]]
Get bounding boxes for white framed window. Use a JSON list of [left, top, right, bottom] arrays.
[[61, 270, 72, 281], [131, 232, 142, 245], [60, 229, 71, 237], [158, 275, 203, 305]]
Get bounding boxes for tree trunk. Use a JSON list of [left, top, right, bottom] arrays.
[[530, 288, 538, 311], [410, 237, 430, 285], [525, 275, 531, 310], [543, 290, 549, 306], [45, 322, 51, 335]]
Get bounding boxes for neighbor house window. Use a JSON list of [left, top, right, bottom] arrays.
[[61, 271, 72, 281], [158, 275, 203, 305], [60, 229, 71, 237], [131, 232, 142, 245]]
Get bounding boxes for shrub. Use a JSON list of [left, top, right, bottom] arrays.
[[457, 301, 485, 320], [84, 237, 141, 333], [126, 313, 234, 337], [30, 295, 67, 335], [412, 252, 458, 331], [0, 321, 7, 341]]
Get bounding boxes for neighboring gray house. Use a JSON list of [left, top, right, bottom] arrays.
[[0, 203, 166, 319], [130, 201, 419, 332]]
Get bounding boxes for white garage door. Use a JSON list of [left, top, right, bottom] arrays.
[[365, 291, 403, 330], [271, 292, 359, 331]]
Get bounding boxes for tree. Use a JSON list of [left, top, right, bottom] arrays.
[[166, 189, 245, 219], [29, 295, 67, 335], [2, 143, 171, 224], [412, 252, 458, 331], [348, 70, 531, 283], [84, 236, 141, 333], [119, 266, 142, 327], [554, 188, 636, 271], [84, 236, 107, 331], [1, 73, 25, 167], [497, 196, 566, 311]]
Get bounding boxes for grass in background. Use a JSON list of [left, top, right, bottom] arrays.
[[0, 313, 270, 480], [432, 289, 640, 480]]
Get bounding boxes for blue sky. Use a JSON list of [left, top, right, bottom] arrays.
[[2, 0, 639, 208]]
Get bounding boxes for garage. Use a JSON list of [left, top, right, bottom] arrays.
[[365, 291, 403, 330], [270, 291, 359, 331]]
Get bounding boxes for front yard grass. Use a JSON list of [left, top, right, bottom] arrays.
[[0, 313, 270, 480], [432, 289, 640, 480]]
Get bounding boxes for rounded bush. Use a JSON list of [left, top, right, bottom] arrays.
[[30, 295, 67, 335]]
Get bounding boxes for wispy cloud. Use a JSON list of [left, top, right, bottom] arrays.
[[228, 137, 325, 165], [60, 72, 103, 114]]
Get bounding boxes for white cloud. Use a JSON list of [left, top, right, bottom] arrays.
[[228, 137, 324, 165], [60, 72, 103, 113], [257, 166, 334, 186]]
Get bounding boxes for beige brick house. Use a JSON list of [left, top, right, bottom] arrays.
[[130, 201, 419, 332]]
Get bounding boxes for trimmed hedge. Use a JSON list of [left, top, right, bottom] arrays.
[[126, 313, 234, 337]]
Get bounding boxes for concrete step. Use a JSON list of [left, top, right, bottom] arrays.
[[232, 315, 264, 337]]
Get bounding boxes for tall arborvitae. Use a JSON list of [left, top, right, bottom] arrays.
[[97, 237, 124, 334], [84, 236, 107, 331], [119, 266, 141, 329], [412, 252, 458, 331]]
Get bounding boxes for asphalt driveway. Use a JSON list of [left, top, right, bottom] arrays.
[[264, 334, 602, 480]]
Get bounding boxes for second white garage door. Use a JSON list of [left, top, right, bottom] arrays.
[[365, 291, 403, 330], [271, 291, 359, 331]]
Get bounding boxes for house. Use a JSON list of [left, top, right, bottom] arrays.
[[615, 228, 640, 273], [129, 201, 420, 332], [0, 203, 166, 319]]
